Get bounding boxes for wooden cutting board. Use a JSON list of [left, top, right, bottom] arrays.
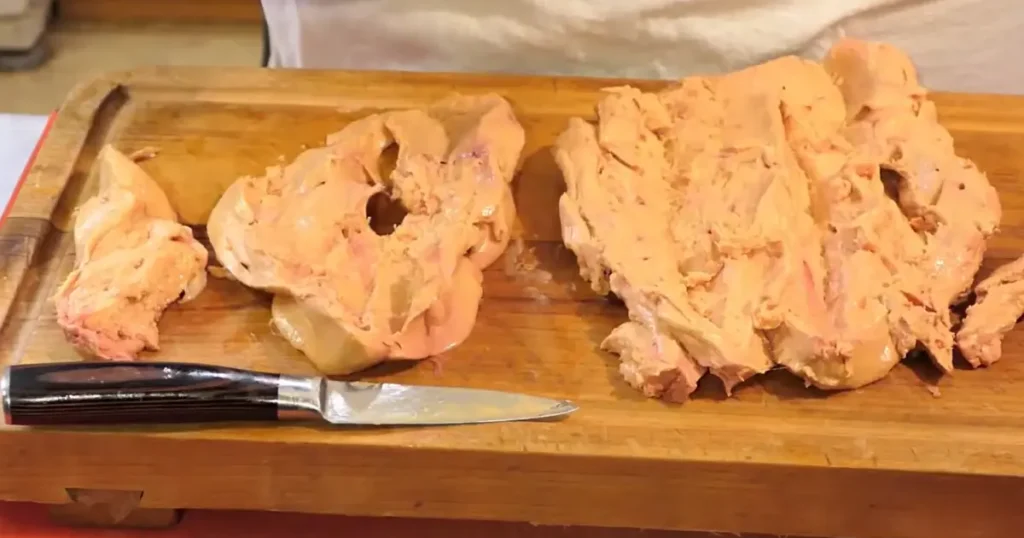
[[1, 67, 1022, 538]]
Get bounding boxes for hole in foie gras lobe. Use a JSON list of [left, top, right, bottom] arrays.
[[367, 192, 409, 236], [367, 143, 409, 236]]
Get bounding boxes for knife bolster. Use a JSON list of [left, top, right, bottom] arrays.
[[275, 374, 324, 421]]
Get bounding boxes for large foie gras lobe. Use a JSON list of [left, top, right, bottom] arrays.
[[207, 95, 524, 374], [825, 38, 1001, 372]]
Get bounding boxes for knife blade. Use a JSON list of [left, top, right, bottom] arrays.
[[0, 362, 578, 427]]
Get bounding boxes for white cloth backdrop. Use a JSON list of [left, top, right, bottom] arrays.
[[0, 113, 47, 213], [262, 0, 1024, 95]]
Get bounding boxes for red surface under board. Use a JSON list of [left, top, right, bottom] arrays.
[[0, 501, 719, 537]]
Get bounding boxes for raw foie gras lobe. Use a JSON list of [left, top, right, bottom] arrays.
[[771, 56, 937, 389], [825, 39, 1001, 342], [556, 101, 706, 401], [53, 145, 209, 360], [957, 255, 1024, 367], [555, 40, 998, 400], [557, 77, 802, 400], [776, 42, 995, 385], [207, 94, 524, 375]]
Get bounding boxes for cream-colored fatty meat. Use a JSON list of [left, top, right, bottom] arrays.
[[55, 145, 209, 360], [958, 255, 1024, 368], [208, 94, 524, 375], [557, 39, 1002, 401]]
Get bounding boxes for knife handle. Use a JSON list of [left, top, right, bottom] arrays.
[[2, 362, 284, 426]]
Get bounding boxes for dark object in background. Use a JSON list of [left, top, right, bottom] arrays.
[[0, 40, 50, 72], [0, 0, 53, 72]]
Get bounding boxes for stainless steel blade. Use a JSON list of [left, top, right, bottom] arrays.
[[278, 376, 577, 426]]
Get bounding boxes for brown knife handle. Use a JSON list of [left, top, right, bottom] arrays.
[[2, 362, 282, 426]]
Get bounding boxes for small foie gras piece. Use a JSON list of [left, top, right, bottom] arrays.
[[54, 145, 209, 360], [957, 255, 1024, 367]]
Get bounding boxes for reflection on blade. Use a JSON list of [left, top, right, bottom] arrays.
[[322, 380, 578, 425]]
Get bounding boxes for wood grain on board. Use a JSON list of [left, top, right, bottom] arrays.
[[0, 67, 1023, 538]]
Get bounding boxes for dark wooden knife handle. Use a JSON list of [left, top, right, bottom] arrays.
[[2, 362, 282, 426]]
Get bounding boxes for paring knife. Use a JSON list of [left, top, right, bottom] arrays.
[[0, 362, 578, 427]]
